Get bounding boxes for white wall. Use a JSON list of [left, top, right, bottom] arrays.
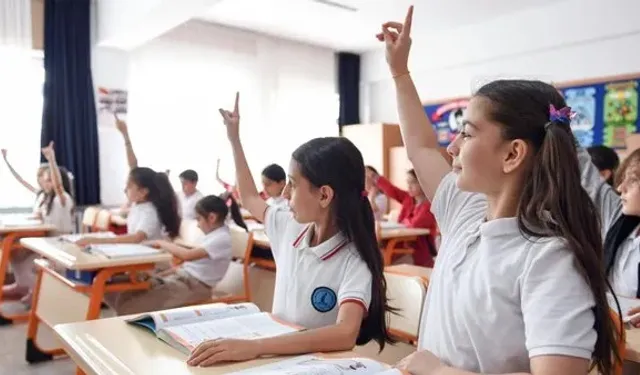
[[361, 0, 640, 123], [122, 21, 338, 199]]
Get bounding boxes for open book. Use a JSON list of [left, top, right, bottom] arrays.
[[229, 355, 407, 375], [126, 303, 300, 355], [607, 292, 640, 323], [86, 243, 162, 258], [59, 232, 116, 243]]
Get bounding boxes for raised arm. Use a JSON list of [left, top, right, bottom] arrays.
[[1, 149, 39, 194], [377, 6, 451, 200], [215, 158, 233, 191], [219, 93, 268, 222], [115, 114, 138, 170], [41, 141, 68, 207]]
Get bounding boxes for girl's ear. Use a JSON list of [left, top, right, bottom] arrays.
[[318, 185, 334, 209], [207, 212, 219, 223]]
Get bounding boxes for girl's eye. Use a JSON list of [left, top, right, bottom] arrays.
[[460, 130, 470, 138]]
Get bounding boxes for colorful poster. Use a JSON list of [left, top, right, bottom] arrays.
[[424, 99, 469, 146], [564, 87, 597, 147], [603, 81, 638, 148]]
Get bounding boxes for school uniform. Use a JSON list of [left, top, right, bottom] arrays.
[[265, 206, 371, 329], [127, 201, 164, 240], [375, 176, 437, 267], [105, 226, 232, 315], [418, 172, 596, 373], [178, 190, 203, 220], [578, 148, 640, 297], [40, 192, 75, 235], [32, 192, 45, 215], [266, 195, 289, 209]]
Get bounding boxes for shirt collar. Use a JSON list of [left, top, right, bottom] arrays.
[[292, 225, 349, 261]]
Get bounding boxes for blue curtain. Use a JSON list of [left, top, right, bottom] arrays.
[[337, 52, 361, 127], [41, 0, 100, 205]]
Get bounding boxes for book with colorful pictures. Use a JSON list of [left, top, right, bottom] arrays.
[[126, 303, 301, 355], [229, 354, 408, 375]]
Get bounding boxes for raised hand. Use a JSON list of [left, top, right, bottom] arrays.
[[1, 149, 7, 159], [114, 113, 128, 135], [41, 141, 55, 161], [219, 92, 240, 141], [376, 5, 413, 77]]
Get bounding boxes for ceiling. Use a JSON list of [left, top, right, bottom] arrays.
[[198, 0, 561, 52]]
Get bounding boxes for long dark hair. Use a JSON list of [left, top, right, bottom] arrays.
[[40, 166, 73, 215], [476, 80, 620, 375], [129, 167, 181, 238], [196, 193, 247, 231], [292, 137, 394, 351]]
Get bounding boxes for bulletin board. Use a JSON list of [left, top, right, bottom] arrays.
[[423, 73, 640, 148]]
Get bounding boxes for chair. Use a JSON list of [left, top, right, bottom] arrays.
[[81, 207, 99, 233], [92, 209, 112, 232], [384, 272, 427, 344]]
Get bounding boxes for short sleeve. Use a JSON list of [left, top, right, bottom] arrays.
[[337, 253, 372, 312], [201, 231, 232, 260], [264, 205, 296, 257], [521, 239, 596, 360], [431, 172, 485, 236], [129, 205, 162, 240]]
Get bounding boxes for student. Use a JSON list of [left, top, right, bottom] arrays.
[[587, 145, 620, 187], [104, 194, 246, 315], [1, 149, 48, 214], [380, 7, 619, 375], [76, 167, 181, 246], [261, 163, 288, 208], [364, 166, 388, 220], [366, 167, 436, 267], [178, 169, 204, 220], [186, 93, 393, 367], [4, 142, 75, 303]]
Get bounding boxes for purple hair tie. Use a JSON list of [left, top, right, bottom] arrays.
[[548, 104, 575, 126]]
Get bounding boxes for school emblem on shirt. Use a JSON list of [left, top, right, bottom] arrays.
[[311, 287, 337, 313]]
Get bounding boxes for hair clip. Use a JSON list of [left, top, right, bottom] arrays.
[[549, 104, 575, 125]]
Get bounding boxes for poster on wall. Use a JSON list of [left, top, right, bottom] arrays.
[[424, 99, 469, 146], [97, 86, 128, 127], [423, 75, 640, 148]]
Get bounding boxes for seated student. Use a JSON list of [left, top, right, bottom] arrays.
[[186, 93, 393, 367], [261, 163, 288, 208], [2, 149, 49, 215], [587, 145, 620, 187], [104, 194, 246, 315], [364, 166, 388, 220], [366, 168, 437, 267], [178, 169, 204, 219], [382, 7, 619, 375], [4, 142, 75, 303], [76, 167, 181, 246]]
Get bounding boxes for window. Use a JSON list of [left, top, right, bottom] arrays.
[[0, 49, 44, 209]]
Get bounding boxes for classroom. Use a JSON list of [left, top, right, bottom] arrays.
[[1, 0, 640, 374]]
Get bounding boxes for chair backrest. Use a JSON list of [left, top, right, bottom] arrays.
[[213, 225, 254, 302], [178, 219, 205, 245], [229, 225, 253, 261], [384, 272, 427, 342], [81, 206, 99, 230], [93, 209, 112, 231]]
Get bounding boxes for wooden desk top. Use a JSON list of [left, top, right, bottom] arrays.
[[626, 327, 640, 363], [251, 227, 431, 249], [385, 264, 432, 281], [54, 310, 360, 375], [20, 237, 172, 271], [0, 214, 55, 234]]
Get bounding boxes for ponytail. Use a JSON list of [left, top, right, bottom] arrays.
[[518, 122, 621, 374], [197, 193, 247, 231], [223, 192, 247, 231]]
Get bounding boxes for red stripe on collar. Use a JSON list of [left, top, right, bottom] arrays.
[[320, 240, 349, 261], [292, 225, 311, 248]]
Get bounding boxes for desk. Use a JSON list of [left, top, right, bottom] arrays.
[[626, 327, 640, 363], [0, 216, 55, 325], [54, 308, 362, 375], [19, 237, 172, 365], [385, 264, 432, 285]]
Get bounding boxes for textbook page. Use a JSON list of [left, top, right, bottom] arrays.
[[608, 293, 640, 323], [229, 355, 396, 375], [159, 312, 299, 353], [59, 232, 115, 242], [126, 303, 259, 332], [87, 243, 162, 258]]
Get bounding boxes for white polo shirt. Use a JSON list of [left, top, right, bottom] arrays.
[[181, 225, 232, 287], [127, 202, 163, 240], [266, 196, 289, 209], [179, 190, 204, 220], [41, 192, 74, 234], [265, 206, 372, 329], [609, 226, 640, 298], [419, 172, 596, 373]]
